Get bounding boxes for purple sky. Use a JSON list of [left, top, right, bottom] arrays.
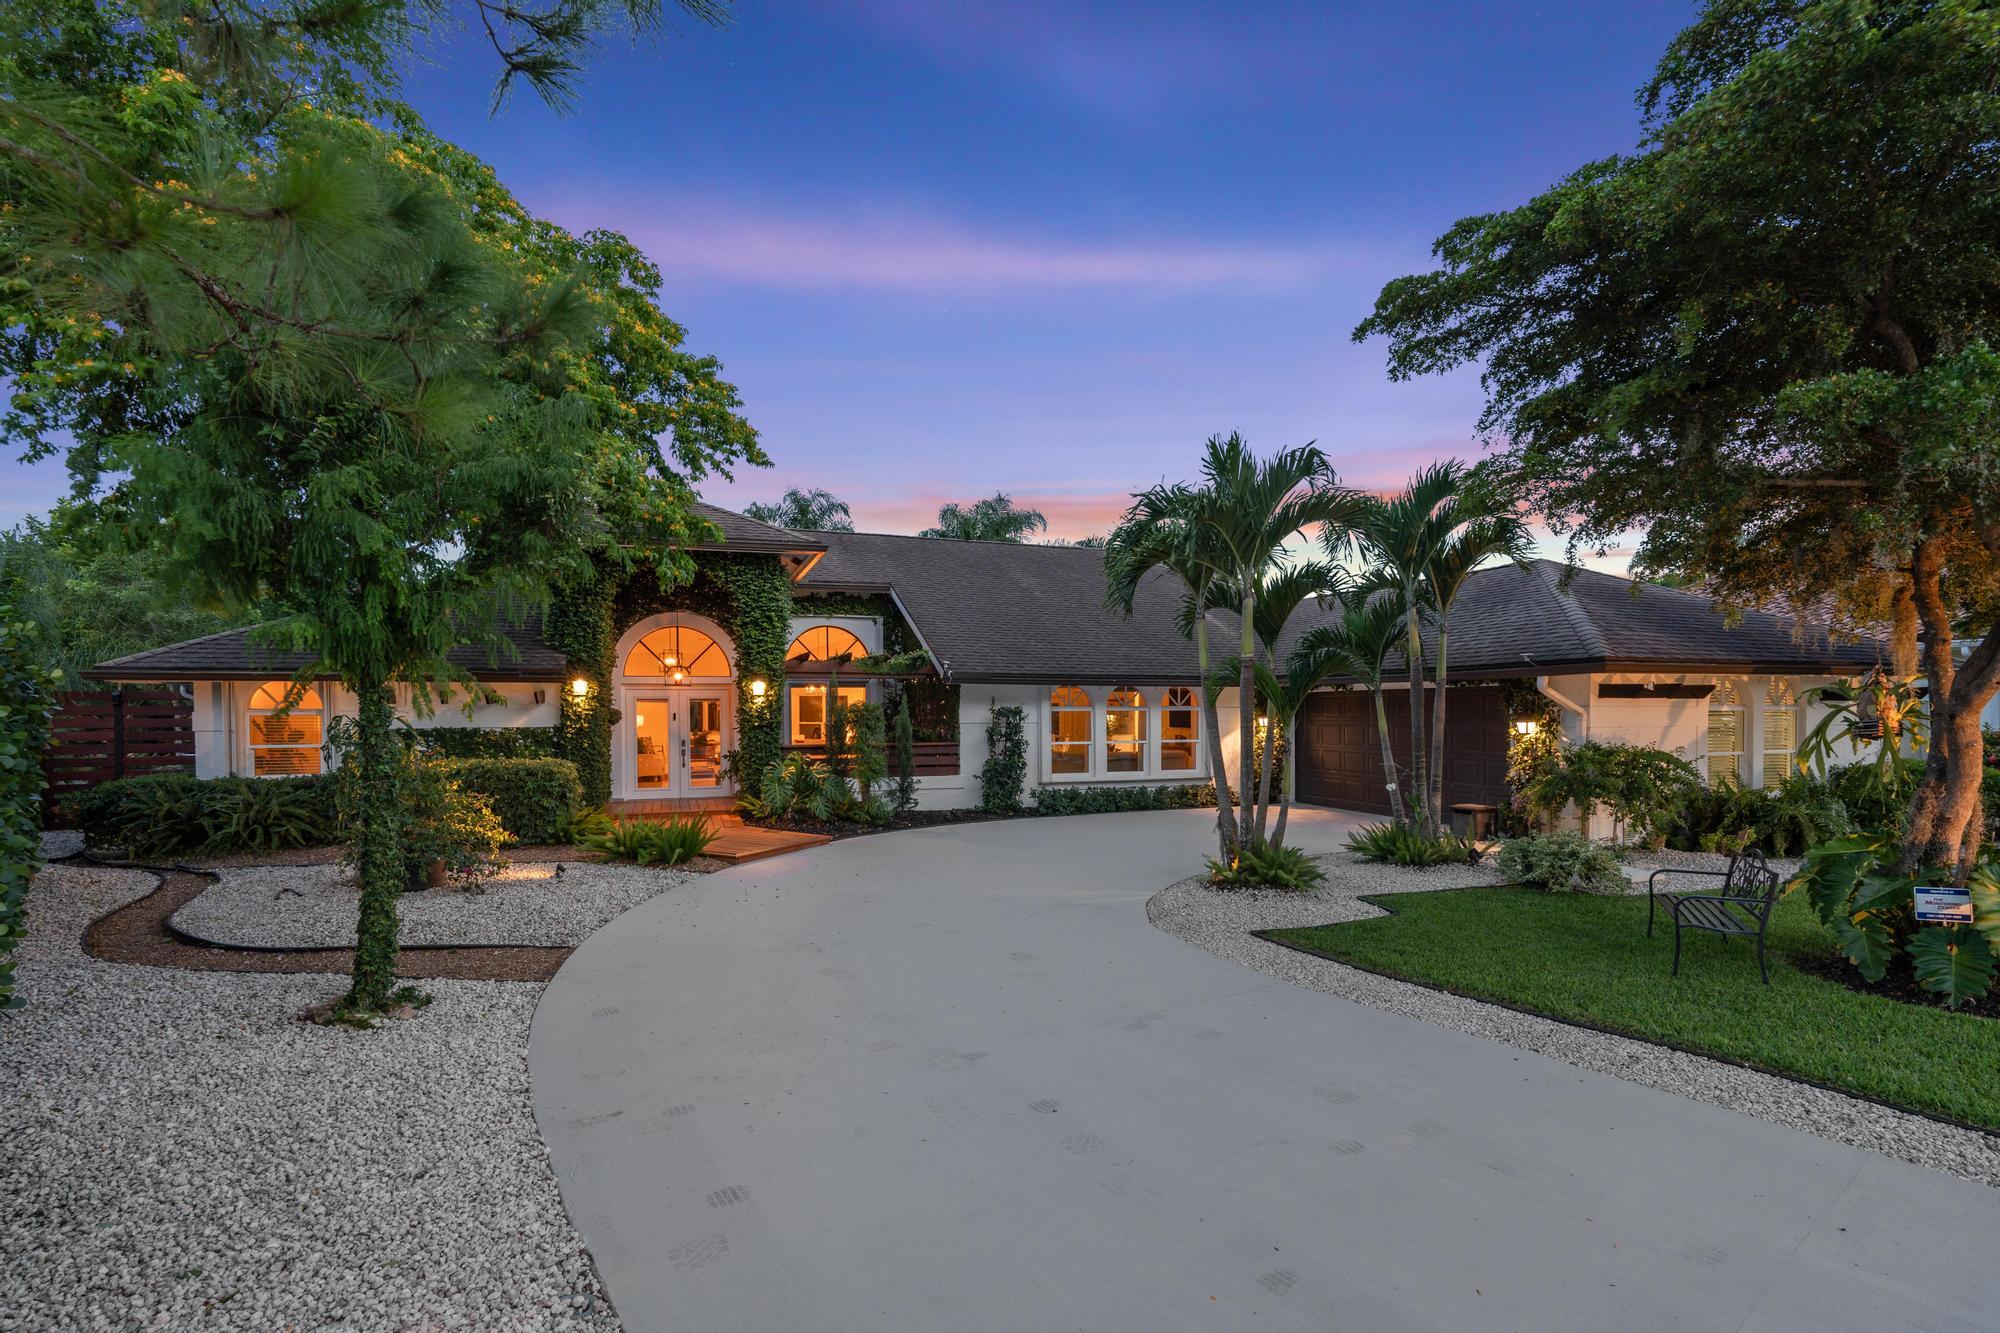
[[5, 1, 1696, 564]]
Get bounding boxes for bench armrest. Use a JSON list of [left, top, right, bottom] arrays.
[[1648, 867, 1726, 890]]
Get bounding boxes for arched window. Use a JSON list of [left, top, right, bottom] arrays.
[[1049, 685, 1091, 774], [247, 681, 324, 776], [787, 625, 866, 663], [1159, 687, 1199, 771], [1105, 686, 1147, 773], [624, 624, 729, 679]]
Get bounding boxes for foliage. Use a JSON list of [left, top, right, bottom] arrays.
[[849, 702, 888, 805], [741, 751, 887, 826], [1519, 741, 1703, 846], [1500, 681, 1563, 833], [417, 727, 560, 760], [431, 758, 582, 845], [549, 805, 614, 845], [978, 705, 1028, 814], [1827, 758, 1926, 835], [71, 773, 338, 858], [1030, 783, 1219, 816], [1207, 842, 1327, 892], [920, 494, 1048, 542], [1292, 599, 1408, 825], [1263, 887, 2000, 1130], [889, 702, 919, 813], [327, 718, 504, 893], [1799, 676, 1929, 795], [1791, 835, 2000, 1008], [1668, 773, 1854, 857], [1496, 831, 1627, 895], [585, 815, 715, 867], [0, 597, 58, 1011], [743, 487, 854, 532], [1345, 821, 1481, 868], [1354, 0, 2000, 876]]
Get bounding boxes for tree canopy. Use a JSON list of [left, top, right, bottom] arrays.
[[920, 493, 1049, 542], [744, 487, 855, 532]]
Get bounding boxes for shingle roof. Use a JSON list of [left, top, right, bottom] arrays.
[[84, 611, 566, 683], [87, 504, 1889, 685]]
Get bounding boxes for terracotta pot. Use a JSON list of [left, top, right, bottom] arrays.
[[425, 857, 448, 889]]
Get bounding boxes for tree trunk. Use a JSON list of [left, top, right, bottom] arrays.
[[1272, 719, 1294, 848], [1238, 585, 1259, 849], [1195, 620, 1238, 862], [345, 675, 403, 1012], [1372, 687, 1406, 825], [1403, 599, 1430, 837], [1890, 579, 1920, 680], [1428, 624, 1449, 838], [1899, 538, 2000, 881], [1255, 703, 1277, 846]]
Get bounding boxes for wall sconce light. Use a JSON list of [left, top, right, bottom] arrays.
[[1512, 718, 1540, 736], [748, 676, 768, 698], [570, 677, 591, 698]]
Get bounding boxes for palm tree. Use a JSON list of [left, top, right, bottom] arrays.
[[1193, 433, 1365, 851], [743, 487, 855, 532], [1292, 596, 1408, 825], [1105, 484, 1238, 860], [1420, 479, 1533, 834], [921, 493, 1048, 542], [1197, 559, 1344, 846], [1337, 464, 1459, 838]]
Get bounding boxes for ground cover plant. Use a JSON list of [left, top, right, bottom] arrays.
[[1496, 831, 1628, 895], [1346, 821, 1480, 868], [1263, 886, 2000, 1129], [1031, 784, 1218, 816], [71, 774, 339, 859], [1208, 842, 1326, 892], [586, 816, 716, 866]]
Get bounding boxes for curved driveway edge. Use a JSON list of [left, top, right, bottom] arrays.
[[531, 809, 1999, 1332]]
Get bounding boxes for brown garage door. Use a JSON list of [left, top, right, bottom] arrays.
[[1297, 686, 1510, 816]]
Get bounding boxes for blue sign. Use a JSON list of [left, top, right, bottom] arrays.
[[1913, 886, 1973, 925]]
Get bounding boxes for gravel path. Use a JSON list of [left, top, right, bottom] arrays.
[[1148, 852, 2000, 1188], [171, 860, 689, 949], [1, 863, 622, 1331]]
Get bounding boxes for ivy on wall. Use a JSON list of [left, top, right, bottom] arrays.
[[791, 592, 918, 656], [1498, 678, 1563, 832], [545, 574, 617, 806]]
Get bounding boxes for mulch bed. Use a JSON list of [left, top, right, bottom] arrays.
[[1791, 949, 2000, 1020]]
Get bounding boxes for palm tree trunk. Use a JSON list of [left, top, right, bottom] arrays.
[[1255, 705, 1276, 844], [346, 674, 402, 1013], [1372, 686, 1406, 825], [1195, 620, 1237, 861], [1238, 585, 1259, 849], [1272, 718, 1294, 847], [1403, 598, 1430, 837], [1428, 625, 1449, 837]]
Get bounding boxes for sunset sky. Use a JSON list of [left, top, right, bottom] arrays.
[[6, 1, 1696, 564]]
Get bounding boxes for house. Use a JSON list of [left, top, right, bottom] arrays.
[[84, 503, 1889, 825]]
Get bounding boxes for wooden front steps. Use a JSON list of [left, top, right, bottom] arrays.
[[603, 799, 830, 865]]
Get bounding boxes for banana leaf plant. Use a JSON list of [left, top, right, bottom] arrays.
[[1791, 832, 2000, 1008]]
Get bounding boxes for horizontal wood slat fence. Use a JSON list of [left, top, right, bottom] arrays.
[[43, 687, 196, 819], [781, 739, 960, 776]]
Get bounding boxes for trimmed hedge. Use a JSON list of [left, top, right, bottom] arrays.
[[417, 726, 559, 760], [1030, 783, 1220, 817], [70, 774, 339, 857], [2, 598, 58, 1011], [432, 758, 582, 845]]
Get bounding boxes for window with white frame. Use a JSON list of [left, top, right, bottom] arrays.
[[1049, 686, 1091, 774], [1706, 705, 1744, 786], [1105, 686, 1148, 773], [790, 683, 867, 746], [1159, 687, 1200, 771], [1761, 705, 1800, 789], [247, 681, 323, 776]]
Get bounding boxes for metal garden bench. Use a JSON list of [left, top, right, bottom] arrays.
[[1645, 849, 1783, 985]]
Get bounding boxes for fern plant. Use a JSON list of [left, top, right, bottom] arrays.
[[585, 816, 716, 866]]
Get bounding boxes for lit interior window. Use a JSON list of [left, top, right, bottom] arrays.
[[787, 625, 866, 663], [1761, 706, 1799, 789], [1049, 685, 1091, 774], [791, 683, 866, 745], [247, 681, 324, 776], [1706, 706, 1743, 786], [1159, 686, 1199, 771], [1105, 686, 1148, 773]]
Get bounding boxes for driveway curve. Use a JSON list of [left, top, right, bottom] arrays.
[[531, 809, 1996, 1332]]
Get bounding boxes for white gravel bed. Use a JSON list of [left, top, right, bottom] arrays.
[[1149, 852, 2000, 1188], [170, 859, 689, 949], [38, 829, 85, 860], [0, 863, 622, 1332]]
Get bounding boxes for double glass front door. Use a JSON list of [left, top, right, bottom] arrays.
[[630, 691, 728, 796]]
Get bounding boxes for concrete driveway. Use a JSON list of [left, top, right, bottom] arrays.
[[530, 809, 1998, 1332]]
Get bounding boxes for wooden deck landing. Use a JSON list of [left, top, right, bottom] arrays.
[[604, 799, 830, 864]]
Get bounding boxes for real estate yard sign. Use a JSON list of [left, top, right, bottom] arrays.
[[1913, 886, 1973, 926]]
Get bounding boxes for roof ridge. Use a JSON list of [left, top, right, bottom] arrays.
[[89, 621, 262, 669], [816, 529, 1100, 551], [1530, 559, 1608, 660]]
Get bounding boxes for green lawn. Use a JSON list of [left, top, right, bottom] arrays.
[[1263, 887, 2000, 1131]]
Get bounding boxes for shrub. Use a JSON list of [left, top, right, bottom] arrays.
[[1030, 783, 1219, 816], [889, 702, 919, 813], [1, 598, 58, 1012], [1794, 833, 2000, 1008], [586, 815, 716, 866], [416, 726, 559, 760], [740, 751, 887, 826], [850, 702, 889, 805], [549, 805, 614, 845], [71, 773, 339, 858], [432, 758, 582, 845], [1497, 831, 1627, 894], [327, 718, 504, 890], [1669, 773, 1853, 856], [1520, 740, 1702, 845], [1346, 821, 1480, 867], [1208, 842, 1326, 892], [979, 704, 1027, 813]]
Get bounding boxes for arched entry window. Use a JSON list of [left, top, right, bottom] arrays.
[[248, 681, 324, 776], [787, 625, 866, 663], [623, 623, 730, 680]]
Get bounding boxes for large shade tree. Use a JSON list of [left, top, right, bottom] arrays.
[[0, 1, 758, 1014], [1354, 0, 2000, 878]]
